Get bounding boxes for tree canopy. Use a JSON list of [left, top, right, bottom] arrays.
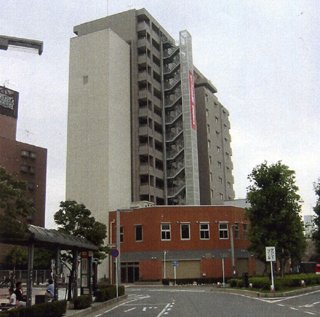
[[312, 179, 320, 255], [0, 166, 34, 240], [246, 161, 306, 274], [54, 200, 108, 265]]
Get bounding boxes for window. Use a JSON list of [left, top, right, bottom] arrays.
[[219, 222, 228, 239], [120, 226, 124, 243], [21, 150, 29, 157], [219, 177, 223, 184], [220, 193, 224, 200], [218, 161, 222, 169], [181, 223, 190, 240], [135, 225, 143, 241], [210, 189, 214, 199], [207, 124, 210, 134], [210, 172, 213, 182], [161, 223, 171, 240], [83, 75, 88, 84], [200, 223, 210, 240], [217, 146, 221, 153], [209, 156, 212, 165], [207, 140, 211, 149], [29, 151, 36, 159]]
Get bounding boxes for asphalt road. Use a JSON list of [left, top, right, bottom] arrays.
[[93, 286, 320, 317]]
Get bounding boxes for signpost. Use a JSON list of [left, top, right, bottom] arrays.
[[266, 246, 276, 291], [172, 260, 179, 285]]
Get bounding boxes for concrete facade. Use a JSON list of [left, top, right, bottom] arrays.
[[67, 8, 234, 209], [66, 29, 131, 276], [109, 206, 257, 282]]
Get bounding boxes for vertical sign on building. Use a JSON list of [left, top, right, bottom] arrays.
[[179, 30, 200, 205], [188, 71, 196, 130]]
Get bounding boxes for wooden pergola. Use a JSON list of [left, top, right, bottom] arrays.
[[0, 224, 98, 307]]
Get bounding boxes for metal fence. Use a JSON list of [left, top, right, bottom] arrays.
[[0, 270, 51, 287]]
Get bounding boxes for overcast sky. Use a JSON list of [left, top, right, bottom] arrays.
[[1, 0, 319, 228]]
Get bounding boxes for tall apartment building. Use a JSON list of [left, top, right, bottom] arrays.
[[66, 8, 234, 215]]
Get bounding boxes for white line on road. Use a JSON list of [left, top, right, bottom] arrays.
[[304, 312, 315, 315], [156, 303, 171, 317], [124, 307, 136, 312], [290, 307, 298, 310], [299, 301, 320, 308]]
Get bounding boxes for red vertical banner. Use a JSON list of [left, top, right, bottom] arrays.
[[188, 71, 196, 130]]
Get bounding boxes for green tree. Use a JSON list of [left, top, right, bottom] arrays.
[[5, 246, 28, 270], [54, 200, 108, 299], [246, 161, 306, 276], [312, 179, 320, 255], [0, 166, 34, 240]]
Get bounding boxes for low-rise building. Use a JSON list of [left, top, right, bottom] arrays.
[[109, 205, 258, 283]]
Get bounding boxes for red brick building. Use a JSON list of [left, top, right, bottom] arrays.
[[0, 86, 47, 264], [109, 205, 258, 283]]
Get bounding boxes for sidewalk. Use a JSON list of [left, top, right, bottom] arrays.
[[0, 286, 127, 317]]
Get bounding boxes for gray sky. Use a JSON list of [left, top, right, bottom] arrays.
[[1, 0, 319, 228]]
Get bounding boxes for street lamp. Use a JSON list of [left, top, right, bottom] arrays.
[[230, 224, 235, 276], [163, 250, 167, 279], [0, 35, 43, 55]]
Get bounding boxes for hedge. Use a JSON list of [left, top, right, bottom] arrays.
[[162, 278, 222, 285], [228, 274, 320, 291], [95, 285, 125, 302], [0, 300, 67, 317], [73, 295, 92, 310]]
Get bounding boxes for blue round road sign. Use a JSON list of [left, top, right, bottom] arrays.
[[111, 248, 119, 258]]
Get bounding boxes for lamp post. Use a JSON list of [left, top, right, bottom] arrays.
[[115, 209, 121, 299], [230, 224, 235, 276], [163, 250, 167, 279], [0, 35, 43, 55]]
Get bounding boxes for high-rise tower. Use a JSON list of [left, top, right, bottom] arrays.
[[66, 8, 234, 214]]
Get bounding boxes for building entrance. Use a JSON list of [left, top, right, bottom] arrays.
[[121, 262, 139, 283]]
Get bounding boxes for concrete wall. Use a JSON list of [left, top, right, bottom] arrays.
[[66, 28, 131, 278]]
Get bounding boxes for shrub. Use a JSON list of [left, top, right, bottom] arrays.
[[0, 300, 67, 317], [73, 295, 92, 310], [95, 285, 125, 302]]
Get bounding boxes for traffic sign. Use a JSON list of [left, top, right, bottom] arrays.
[[111, 248, 119, 258], [172, 260, 179, 267], [266, 246, 276, 262]]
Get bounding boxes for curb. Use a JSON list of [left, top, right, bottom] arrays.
[[211, 285, 320, 298]]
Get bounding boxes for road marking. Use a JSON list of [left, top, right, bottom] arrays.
[[290, 307, 298, 310], [101, 295, 151, 314], [124, 307, 136, 312], [157, 303, 171, 317], [143, 307, 147, 311], [299, 301, 320, 308], [304, 312, 315, 315]]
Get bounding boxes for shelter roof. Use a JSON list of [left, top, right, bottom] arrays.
[[0, 225, 98, 251]]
